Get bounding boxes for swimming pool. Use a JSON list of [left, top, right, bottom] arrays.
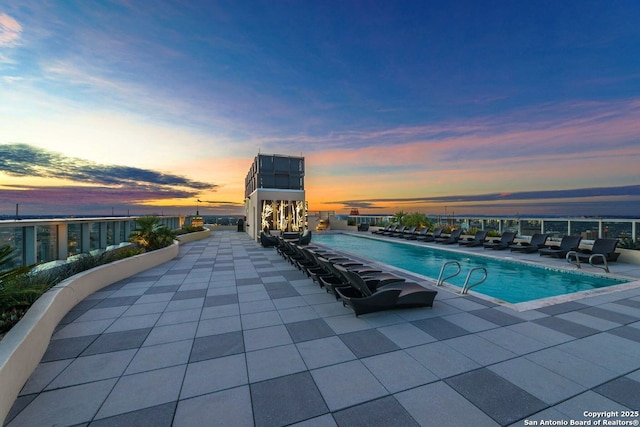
[[312, 233, 630, 304]]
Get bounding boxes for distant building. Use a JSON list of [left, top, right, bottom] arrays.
[[244, 153, 306, 240], [188, 216, 204, 228]]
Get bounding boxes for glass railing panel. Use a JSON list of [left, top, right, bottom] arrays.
[[602, 221, 633, 240], [36, 225, 57, 263], [501, 219, 519, 233], [485, 219, 500, 232], [571, 221, 599, 240], [68, 224, 82, 256], [89, 223, 100, 251], [543, 220, 568, 239], [106, 223, 115, 246], [521, 220, 542, 235], [0, 226, 23, 269]]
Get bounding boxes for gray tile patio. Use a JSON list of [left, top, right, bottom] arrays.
[[5, 230, 640, 426]]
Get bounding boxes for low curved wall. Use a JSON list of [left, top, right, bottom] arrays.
[[0, 242, 180, 424], [175, 228, 211, 244]]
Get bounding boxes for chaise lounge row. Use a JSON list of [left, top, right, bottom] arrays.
[[270, 237, 437, 316], [371, 226, 621, 264]]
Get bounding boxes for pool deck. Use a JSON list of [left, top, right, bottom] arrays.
[[5, 230, 640, 426]]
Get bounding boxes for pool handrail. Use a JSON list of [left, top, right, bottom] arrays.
[[460, 267, 488, 294], [436, 260, 461, 286], [566, 250, 611, 273]]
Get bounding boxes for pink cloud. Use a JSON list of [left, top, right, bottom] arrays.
[[0, 13, 21, 47]]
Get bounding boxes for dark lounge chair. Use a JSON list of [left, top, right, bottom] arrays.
[[389, 226, 409, 237], [436, 228, 463, 244], [381, 225, 400, 236], [539, 235, 582, 258], [483, 231, 517, 250], [509, 233, 549, 253], [458, 230, 488, 247], [394, 226, 417, 238], [260, 231, 280, 248], [404, 227, 428, 240], [417, 227, 443, 242], [566, 238, 620, 265], [372, 224, 392, 235], [333, 265, 437, 316], [298, 230, 312, 245], [317, 257, 404, 298]]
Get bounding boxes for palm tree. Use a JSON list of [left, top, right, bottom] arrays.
[[129, 216, 177, 251], [0, 245, 32, 284], [391, 210, 408, 225]]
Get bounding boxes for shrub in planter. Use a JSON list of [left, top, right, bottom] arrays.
[[129, 216, 177, 251], [0, 245, 144, 334]]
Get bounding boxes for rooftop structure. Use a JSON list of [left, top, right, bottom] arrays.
[[244, 153, 306, 241]]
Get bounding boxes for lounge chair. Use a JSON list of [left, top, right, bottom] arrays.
[[394, 226, 417, 238], [298, 230, 312, 245], [483, 231, 517, 250], [458, 230, 488, 247], [539, 235, 582, 258], [317, 257, 404, 298], [509, 233, 549, 253], [389, 226, 409, 237], [333, 265, 437, 316], [381, 225, 400, 236], [566, 238, 620, 265], [404, 227, 428, 240], [416, 227, 443, 242], [436, 228, 463, 244], [260, 231, 280, 248], [282, 231, 301, 241], [372, 224, 392, 235]]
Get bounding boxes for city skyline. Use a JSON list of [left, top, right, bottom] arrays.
[[2, 1, 640, 217]]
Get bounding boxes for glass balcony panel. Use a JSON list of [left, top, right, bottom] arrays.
[[571, 221, 599, 240], [521, 220, 542, 235], [602, 221, 632, 240], [89, 223, 100, 251], [37, 225, 57, 263], [0, 227, 23, 269], [543, 220, 568, 239], [68, 224, 82, 256], [501, 219, 519, 233]]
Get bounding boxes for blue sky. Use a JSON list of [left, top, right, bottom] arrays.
[[1, 1, 639, 217]]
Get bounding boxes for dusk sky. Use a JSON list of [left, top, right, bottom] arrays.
[[1, 1, 639, 218]]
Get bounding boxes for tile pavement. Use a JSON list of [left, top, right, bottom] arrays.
[[4, 230, 640, 426]]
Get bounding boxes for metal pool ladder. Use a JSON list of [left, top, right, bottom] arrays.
[[566, 251, 611, 273], [436, 261, 488, 294], [460, 267, 488, 295], [436, 261, 461, 286]]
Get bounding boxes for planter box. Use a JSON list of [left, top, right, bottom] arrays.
[[176, 228, 211, 244], [0, 242, 179, 424], [618, 248, 640, 265]]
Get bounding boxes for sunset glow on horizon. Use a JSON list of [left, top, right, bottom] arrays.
[[2, 1, 640, 218]]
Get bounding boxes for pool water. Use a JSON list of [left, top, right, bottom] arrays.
[[312, 233, 629, 304]]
